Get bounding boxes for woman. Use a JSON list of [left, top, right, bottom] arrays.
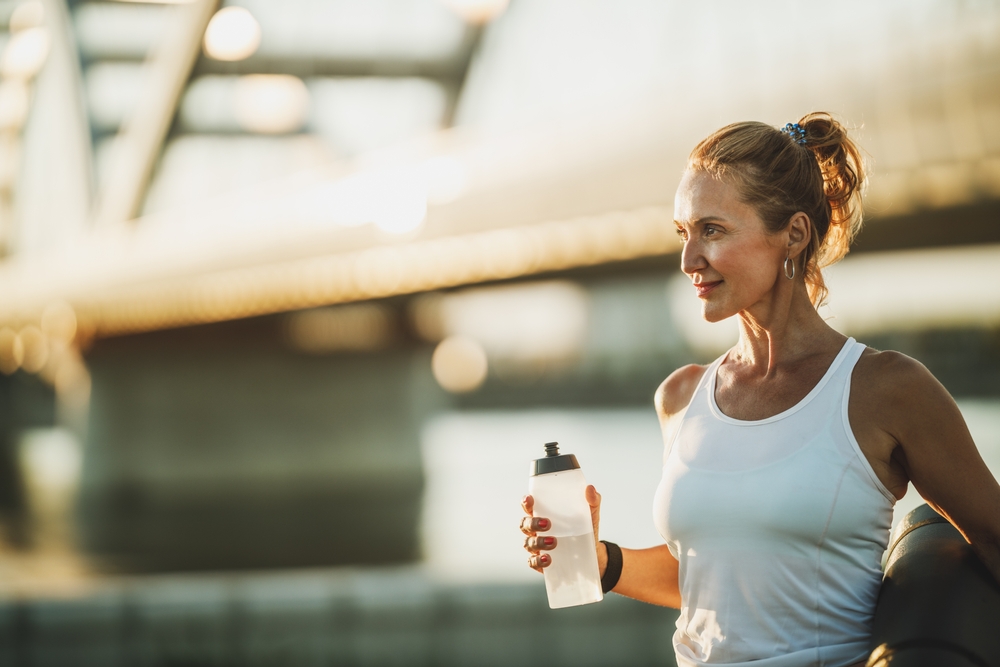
[[520, 112, 1000, 666]]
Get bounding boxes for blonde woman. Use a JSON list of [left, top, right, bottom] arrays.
[[521, 113, 1000, 667]]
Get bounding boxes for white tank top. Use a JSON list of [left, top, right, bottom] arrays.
[[653, 338, 896, 667]]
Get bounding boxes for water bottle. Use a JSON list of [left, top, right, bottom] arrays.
[[528, 441, 603, 609]]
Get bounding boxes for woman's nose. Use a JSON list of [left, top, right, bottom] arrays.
[[680, 239, 706, 276]]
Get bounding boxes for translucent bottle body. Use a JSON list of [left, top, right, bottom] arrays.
[[528, 468, 603, 609]]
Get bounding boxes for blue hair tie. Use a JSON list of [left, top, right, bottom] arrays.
[[781, 122, 807, 145]]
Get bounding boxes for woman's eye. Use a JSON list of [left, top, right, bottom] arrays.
[[704, 226, 719, 237], [675, 228, 688, 241]]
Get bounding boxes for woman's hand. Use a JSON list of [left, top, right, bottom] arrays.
[[521, 485, 605, 574], [520, 494, 554, 571]]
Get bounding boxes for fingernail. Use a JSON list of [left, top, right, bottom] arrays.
[[540, 554, 550, 564], [538, 518, 550, 529], [522, 495, 529, 504], [543, 537, 555, 547]]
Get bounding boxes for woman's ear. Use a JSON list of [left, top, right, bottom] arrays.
[[787, 212, 812, 258]]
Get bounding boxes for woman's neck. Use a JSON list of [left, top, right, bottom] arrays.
[[730, 286, 842, 376]]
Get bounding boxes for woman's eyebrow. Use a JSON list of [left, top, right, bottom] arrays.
[[673, 216, 725, 227]]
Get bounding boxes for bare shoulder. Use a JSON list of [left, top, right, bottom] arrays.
[[852, 347, 944, 403], [655, 364, 709, 421], [851, 346, 962, 448]]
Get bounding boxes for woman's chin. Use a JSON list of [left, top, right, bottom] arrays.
[[700, 304, 734, 323]]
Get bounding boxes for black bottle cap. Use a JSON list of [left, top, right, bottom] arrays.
[[530, 441, 580, 476]]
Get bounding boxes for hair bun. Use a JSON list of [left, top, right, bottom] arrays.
[[797, 112, 866, 278]]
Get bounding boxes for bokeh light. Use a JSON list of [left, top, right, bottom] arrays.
[[41, 301, 77, 344], [18, 325, 48, 373], [8, 1, 44, 32], [0, 327, 24, 374], [233, 74, 309, 134], [203, 6, 261, 62], [439, 0, 509, 25], [431, 335, 488, 393], [0, 79, 30, 130], [0, 26, 50, 80], [19, 428, 82, 495]]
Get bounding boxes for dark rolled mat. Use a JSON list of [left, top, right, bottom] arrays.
[[867, 504, 1000, 667]]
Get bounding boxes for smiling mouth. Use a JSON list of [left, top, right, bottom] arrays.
[[694, 281, 722, 297]]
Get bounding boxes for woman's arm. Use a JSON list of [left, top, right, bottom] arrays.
[[861, 351, 1000, 583], [598, 541, 681, 608]]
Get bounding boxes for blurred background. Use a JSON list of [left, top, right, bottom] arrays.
[[0, 0, 999, 664]]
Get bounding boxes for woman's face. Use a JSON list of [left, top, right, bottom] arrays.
[[673, 169, 787, 322]]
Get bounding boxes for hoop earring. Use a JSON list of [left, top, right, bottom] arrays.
[[784, 256, 796, 280]]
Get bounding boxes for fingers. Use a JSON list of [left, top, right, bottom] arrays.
[[585, 485, 601, 508], [527, 553, 551, 571], [519, 515, 551, 536], [521, 494, 553, 574], [586, 484, 601, 542], [523, 535, 557, 553]]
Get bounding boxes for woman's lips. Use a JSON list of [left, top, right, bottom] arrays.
[[694, 281, 722, 297]]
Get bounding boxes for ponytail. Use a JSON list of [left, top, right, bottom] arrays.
[[798, 112, 865, 305]]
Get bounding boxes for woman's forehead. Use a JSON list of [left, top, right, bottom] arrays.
[[674, 170, 749, 223]]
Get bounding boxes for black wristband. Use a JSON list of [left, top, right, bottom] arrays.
[[600, 540, 622, 593]]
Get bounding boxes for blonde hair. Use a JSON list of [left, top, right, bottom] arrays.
[[687, 112, 866, 306]]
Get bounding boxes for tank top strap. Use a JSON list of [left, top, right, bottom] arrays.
[[788, 337, 865, 413], [812, 337, 866, 420], [662, 354, 728, 459], [824, 337, 866, 388], [698, 353, 727, 396], [837, 339, 897, 503], [687, 352, 728, 417]]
